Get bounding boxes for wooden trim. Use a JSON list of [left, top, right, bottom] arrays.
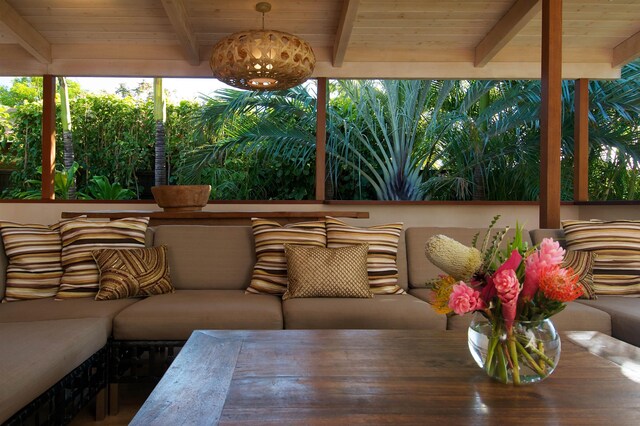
[[160, 0, 200, 65], [333, 0, 360, 67], [0, 0, 51, 63], [574, 79, 589, 202], [41, 75, 56, 200], [612, 30, 640, 68], [315, 78, 327, 201], [539, 0, 562, 229], [474, 0, 541, 67]]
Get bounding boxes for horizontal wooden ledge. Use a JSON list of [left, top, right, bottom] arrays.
[[61, 210, 370, 220]]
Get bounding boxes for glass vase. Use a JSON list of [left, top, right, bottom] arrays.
[[467, 313, 561, 385]]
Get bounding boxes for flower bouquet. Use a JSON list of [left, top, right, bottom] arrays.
[[425, 216, 584, 385]]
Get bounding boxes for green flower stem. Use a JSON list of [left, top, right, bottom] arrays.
[[485, 334, 499, 376], [514, 340, 546, 376], [516, 336, 556, 368], [496, 342, 508, 384], [508, 336, 521, 385]]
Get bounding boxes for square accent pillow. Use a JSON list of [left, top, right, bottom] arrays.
[[246, 218, 326, 295], [56, 217, 150, 299], [92, 245, 173, 301], [562, 250, 597, 300], [0, 220, 67, 301], [283, 243, 372, 300], [562, 219, 640, 296], [325, 216, 406, 295]]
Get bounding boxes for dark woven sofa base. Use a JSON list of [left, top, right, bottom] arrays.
[[109, 340, 185, 384]]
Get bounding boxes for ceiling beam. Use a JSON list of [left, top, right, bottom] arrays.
[[333, 0, 360, 67], [0, 0, 51, 63], [160, 0, 200, 66], [612, 30, 640, 68], [474, 0, 541, 67]]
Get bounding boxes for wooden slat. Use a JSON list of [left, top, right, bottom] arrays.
[[333, 0, 359, 67], [539, 0, 562, 229], [0, 0, 51, 63], [574, 78, 589, 202], [613, 30, 640, 67], [315, 78, 327, 200], [41, 75, 56, 201], [475, 0, 541, 67], [160, 0, 200, 65]]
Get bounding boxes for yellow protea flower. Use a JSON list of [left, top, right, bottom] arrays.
[[425, 234, 482, 281], [427, 275, 457, 314]]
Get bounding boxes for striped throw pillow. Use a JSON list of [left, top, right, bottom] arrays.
[[56, 217, 150, 299], [562, 250, 597, 300], [0, 221, 65, 301], [325, 217, 406, 295], [93, 245, 173, 301], [562, 220, 640, 296], [246, 218, 326, 295]]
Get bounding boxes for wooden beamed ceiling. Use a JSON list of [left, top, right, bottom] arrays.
[[0, 0, 639, 79]]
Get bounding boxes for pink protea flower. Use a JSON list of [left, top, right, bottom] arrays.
[[448, 283, 484, 316], [493, 269, 521, 330], [521, 238, 565, 301], [539, 238, 565, 267]]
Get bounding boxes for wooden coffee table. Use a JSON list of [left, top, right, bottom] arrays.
[[131, 330, 640, 425]]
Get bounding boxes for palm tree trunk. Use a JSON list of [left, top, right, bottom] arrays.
[[154, 78, 167, 186], [58, 77, 76, 199]]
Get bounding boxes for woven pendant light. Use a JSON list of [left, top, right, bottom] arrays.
[[210, 2, 316, 91]]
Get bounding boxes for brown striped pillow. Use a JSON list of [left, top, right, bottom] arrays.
[[562, 250, 597, 300], [56, 217, 150, 299], [562, 220, 640, 296], [325, 217, 406, 295], [246, 218, 326, 295], [92, 245, 173, 301], [0, 221, 66, 302]]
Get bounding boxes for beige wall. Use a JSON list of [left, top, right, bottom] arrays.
[[0, 201, 603, 230]]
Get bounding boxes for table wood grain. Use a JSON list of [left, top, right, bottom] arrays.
[[131, 330, 640, 425]]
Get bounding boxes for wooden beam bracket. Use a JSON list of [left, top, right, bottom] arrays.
[[333, 0, 360, 67], [0, 0, 51, 63], [160, 0, 200, 66]]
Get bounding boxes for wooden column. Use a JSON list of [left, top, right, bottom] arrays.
[[574, 78, 589, 201], [41, 74, 56, 200], [539, 0, 562, 228], [315, 77, 327, 201]]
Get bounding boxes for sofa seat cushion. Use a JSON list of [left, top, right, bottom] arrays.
[[577, 296, 640, 347], [113, 290, 283, 340], [0, 318, 109, 423], [283, 294, 446, 329], [0, 298, 139, 335]]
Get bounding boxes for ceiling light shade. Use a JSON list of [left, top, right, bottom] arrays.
[[210, 3, 316, 91]]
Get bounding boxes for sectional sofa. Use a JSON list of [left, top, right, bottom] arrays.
[[0, 222, 635, 424]]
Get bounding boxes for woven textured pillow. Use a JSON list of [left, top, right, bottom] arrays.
[[56, 217, 150, 299], [325, 216, 405, 295], [283, 243, 372, 300], [92, 245, 173, 301], [246, 218, 326, 295], [562, 250, 597, 300], [562, 220, 640, 296], [0, 221, 66, 301]]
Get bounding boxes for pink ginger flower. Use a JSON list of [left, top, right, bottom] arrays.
[[493, 269, 521, 330], [521, 238, 565, 301], [448, 283, 484, 316]]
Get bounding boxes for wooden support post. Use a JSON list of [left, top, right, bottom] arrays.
[[315, 78, 327, 201], [41, 74, 56, 200], [574, 78, 589, 202], [539, 0, 562, 229]]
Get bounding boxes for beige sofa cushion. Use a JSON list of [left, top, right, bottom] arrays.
[[0, 318, 109, 423], [0, 298, 138, 335], [113, 290, 283, 340], [577, 296, 640, 347], [153, 226, 256, 290], [405, 227, 532, 289], [282, 294, 446, 330]]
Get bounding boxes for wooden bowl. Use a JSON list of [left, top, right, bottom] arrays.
[[151, 185, 211, 212]]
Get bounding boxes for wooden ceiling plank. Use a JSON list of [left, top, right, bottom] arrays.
[[160, 0, 200, 65], [612, 30, 640, 67], [474, 0, 541, 67], [0, 0, 51, 63], [333, 0, 360, 67]]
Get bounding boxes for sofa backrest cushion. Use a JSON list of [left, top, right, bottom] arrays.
[[405, 227, 532, 289], [153, 225, 255, 290], [0, 236, 6, 299], [530, 228, 565, 247]]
